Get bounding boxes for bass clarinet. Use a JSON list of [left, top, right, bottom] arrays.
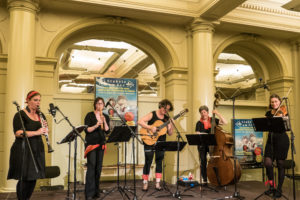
[[37, 106, 54, 153]]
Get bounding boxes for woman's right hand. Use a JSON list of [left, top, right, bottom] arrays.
[[150, 126, 157, 134], [38, 128, 47, 135]]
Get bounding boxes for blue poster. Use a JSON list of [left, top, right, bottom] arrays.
[[234, 119, 263, 165], [95, 77, 138, 128]]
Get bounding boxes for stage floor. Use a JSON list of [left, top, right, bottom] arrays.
[[0, 180, 299, 199]]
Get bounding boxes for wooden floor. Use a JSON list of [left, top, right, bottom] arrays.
[[0, 180, 299, 200]]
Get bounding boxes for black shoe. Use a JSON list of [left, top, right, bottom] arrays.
[[274, 189, 282, 198], [264, 187, 275, 195], [93, 193, 100, 199], [155, 186, 163, 191], [142, 183, 148, 192]]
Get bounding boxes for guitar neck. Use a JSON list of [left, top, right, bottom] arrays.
[[159, 112, 182, 129]]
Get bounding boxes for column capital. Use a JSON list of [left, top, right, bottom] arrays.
[[291, 38, 300, 51], [189, 17, 219, 34], [7, 0, 39, 13]]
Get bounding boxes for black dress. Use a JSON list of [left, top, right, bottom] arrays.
[[264, 111, 290, 160], [84, 111, 110, 199], [7, 110, 45, 180]]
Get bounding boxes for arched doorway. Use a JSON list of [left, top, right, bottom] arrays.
[[46, 17, 179, 186]]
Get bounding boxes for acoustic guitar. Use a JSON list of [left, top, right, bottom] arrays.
[[140, 109, 188, 145]]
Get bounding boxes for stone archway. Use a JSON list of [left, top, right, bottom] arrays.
[[47, 17, 180, 96], [214, 33, 291, 95], [45, 16, 181, 186]]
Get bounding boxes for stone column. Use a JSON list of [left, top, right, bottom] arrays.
[[190, 18, 215, 126], [1, 0, 39, 192], [292, 40, 300, 173]]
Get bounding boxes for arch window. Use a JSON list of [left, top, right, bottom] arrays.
[[215, 53, 258, 100], [58, 39, 158, 96]]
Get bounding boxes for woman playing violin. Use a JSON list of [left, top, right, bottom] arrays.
[[264, 94, 290, 198]]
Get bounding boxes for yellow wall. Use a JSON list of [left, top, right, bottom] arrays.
[[0, 2, 299, 191]]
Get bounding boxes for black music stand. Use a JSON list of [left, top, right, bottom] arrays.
[[185, 134, 218, 194], [155, 141, 186, 151], [57, 125, 87, 200], [252, 118, 288, 200], [252, 117, 289, 133], [101, 125, 136, 200], [154, 141, 192, 199]]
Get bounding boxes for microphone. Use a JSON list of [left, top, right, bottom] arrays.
[[263, 83, 270, 91], [12, 101, 19, 106], [259, 78, 270, 91], [105, 99, 111, 108], [49, 103, 57, 118]]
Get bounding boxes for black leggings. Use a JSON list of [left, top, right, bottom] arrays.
[[198, 149, 208, 182], [264, 157, 285, 190], [143, 145, 164, 175], [16, 180, 36, 200]]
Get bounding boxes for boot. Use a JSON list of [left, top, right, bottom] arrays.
[[264, 186, 275, 196], [274, 189, 282, 198]]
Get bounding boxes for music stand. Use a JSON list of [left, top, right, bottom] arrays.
[[185, 134, 218, 194], [101, 125, 136, 200], [252, 117, 288, 132], [155, 141, 187, 151], [252, 118, 288, 200], [154, 141, 192, 199], [57, 125, 87, 200]]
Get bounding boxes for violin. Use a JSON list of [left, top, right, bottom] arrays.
[[271, 105, 287, 117]]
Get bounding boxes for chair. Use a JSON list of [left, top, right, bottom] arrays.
[[40, 166, 64, 191], [284, 160, 300, 190]]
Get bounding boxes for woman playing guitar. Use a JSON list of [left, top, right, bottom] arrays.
[[138, 99, 174, 191]]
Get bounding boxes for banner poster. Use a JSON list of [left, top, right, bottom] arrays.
[[95, 77, 138, 129], [234, 119, 263, 167]]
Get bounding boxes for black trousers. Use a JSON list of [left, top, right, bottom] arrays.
[[16, 180, 36, 200], [143, 144, 164, 175], [198, 146, 209, 182], [85, 147, 104, 199]]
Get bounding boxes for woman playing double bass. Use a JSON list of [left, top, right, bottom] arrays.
[[195, 105, 227, 185], [264, 94, 289, 198]]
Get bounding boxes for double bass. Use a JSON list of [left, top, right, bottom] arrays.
[[207, 94, 242, 186]]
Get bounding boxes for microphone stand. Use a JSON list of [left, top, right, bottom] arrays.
[[13, 102, 39, 199], [105, 102, 142, 200], [282, 97, 296, 200], [215, 88, 247, 200], [54, 106, 86, 200], [158, 111, 193, 199]]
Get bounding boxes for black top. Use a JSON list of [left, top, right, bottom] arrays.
[[195, 118, 219, 133], [147, 111, 169, 142], [264, 111, 289, 160], [84, 112, 110, 146], [195, 118, 219, 151], [7, 110, 46, 180]]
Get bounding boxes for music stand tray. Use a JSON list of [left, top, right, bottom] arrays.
[[185, 134, 216, 146], [252, 117, 288, 132], [155, 141, 187, 151], [107, 125, 136, 143], [57, 125, 87, 144]]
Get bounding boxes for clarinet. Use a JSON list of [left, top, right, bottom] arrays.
[[37, 106, 54, 153]]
